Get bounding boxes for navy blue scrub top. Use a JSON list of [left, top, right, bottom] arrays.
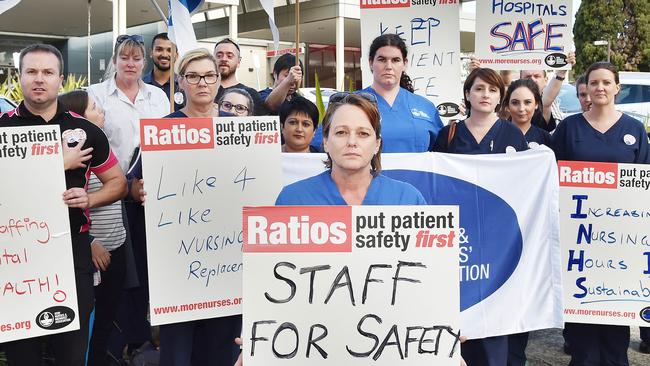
[[551, 113, 650, 163], [524, 124, 551, 147], [433, 119, 528, 154], [310, 87, 443, 153], [275, 171, 427, 205]]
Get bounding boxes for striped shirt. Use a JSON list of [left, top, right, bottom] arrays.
[[88, 173, 126, 251]]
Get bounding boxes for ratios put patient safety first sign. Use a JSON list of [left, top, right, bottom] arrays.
[[140, 117, 282, 325], [560, 161, 650, 326], [243, 205, 460, 365]]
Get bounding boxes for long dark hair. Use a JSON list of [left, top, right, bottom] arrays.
[[368, 34, 414, 93], [58, 90, 89, 116]]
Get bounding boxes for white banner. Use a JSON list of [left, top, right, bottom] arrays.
[[280, 149, 563, 339], [360, 0, 462, 121], [141, 116, 282, 325], [560, 160, 650, 326], [0, 125, 78, 342], [243, 205, 460, 365], [475, 0, 573, 70]]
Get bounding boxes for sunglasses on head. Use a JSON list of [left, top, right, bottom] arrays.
[[328, 92, 378, 105], [116, 34, 145, 47]]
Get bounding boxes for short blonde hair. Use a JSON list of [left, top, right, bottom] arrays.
[[176, 48, 219, 76]]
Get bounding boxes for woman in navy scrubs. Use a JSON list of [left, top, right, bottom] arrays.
[[276, 93, 426, 205], [504, 78, 551, 148], [433, 68, 526, 366], [311, 34, 443, 153], [552, 62, 650, 366]]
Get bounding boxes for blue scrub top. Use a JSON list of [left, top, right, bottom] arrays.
[[433, 119, 528, 154], [310, 87, 443, 153], [524, 124, 551, 147], [551, 113, 650, 163], [275, 171, 427, 205]]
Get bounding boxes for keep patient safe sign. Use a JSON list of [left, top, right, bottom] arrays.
[[242, 205, 460, 365]]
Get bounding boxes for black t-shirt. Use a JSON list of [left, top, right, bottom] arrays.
[[0, 102, 117, 234], [216, 83, 269, 116]]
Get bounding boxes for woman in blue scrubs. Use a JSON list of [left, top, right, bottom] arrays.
[[504, 78, 551, 148], [310, 34, 443, 153], [552, 62, 650, 366], [276, 93, 426, 205], [433, 68, 527, 366]]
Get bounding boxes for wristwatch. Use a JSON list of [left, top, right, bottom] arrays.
[[555, 74, 566, 81]]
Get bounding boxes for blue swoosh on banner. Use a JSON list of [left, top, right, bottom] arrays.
[[384, 169, 523, 311]]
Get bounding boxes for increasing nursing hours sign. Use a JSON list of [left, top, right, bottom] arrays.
[[359, 0, 462, 122], [475, 0, 574, 70], [140, 117, 282, 325], [242, 205, 460, 365], [560, 161, 650, 326]]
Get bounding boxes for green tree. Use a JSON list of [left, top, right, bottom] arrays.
[[573, 0, 650, 74]]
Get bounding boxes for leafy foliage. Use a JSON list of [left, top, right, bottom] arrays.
[[314, 73, 326, 123]]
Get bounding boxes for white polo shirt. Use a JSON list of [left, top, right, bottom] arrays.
[[88, 77, 169, 171]]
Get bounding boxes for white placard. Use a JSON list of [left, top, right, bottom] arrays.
[[243, 205, 460, 365], [560, 160, 650, 326], [475, 0, 573, 70], [141, 116, 282, 325], [0, 125, 79, 342], [360, 0, 462, 122]]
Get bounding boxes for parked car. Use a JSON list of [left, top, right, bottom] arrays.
[[616, 72, 650, 125], [298, 87, 339, 110], [557, 83, 582, 116], [0, 96, 17, 113]]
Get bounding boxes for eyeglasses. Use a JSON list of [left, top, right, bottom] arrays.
[[328, 91, 378, 105], [220, 101, 249, 114], [116, 34, 145, 47], [184, 73, 219, 85]]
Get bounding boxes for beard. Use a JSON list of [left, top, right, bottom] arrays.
[[219, 64, 235, 79], [153, 58, 171, 72]]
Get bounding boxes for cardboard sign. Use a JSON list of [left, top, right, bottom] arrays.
[[0, 126, 79, 342], [360, 0, 463, 121], [560, 160, 650, 326], [243, 205, 460, 365], [475, 0, 573, 70], [141, 117, 282, 325]]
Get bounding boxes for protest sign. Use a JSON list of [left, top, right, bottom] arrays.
[[0, 126, 78, 342], [560, 160, 650, 326], [281, 149, 563, 339], [360, 0, 462, 122], [475, 0, 573, 70], [141, 117, 282, 325], [243, 205, 460, 365]]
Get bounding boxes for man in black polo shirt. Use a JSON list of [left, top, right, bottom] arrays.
[[213, 38, 268, 115], [0, 44, 127, 366], [143, 32, 184, 111]]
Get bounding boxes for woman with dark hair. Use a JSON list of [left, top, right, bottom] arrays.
[[279, 96, 320, 153], [504, 78, 551, 147], [311, 34, 443, 153], [276, 93, 425, 205], [58, 90, 127, 366], [552, 62, 650, 366]]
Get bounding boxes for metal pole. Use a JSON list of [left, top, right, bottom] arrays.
[[607, 41, 611, 63]]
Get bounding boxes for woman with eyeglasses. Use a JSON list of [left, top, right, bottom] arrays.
[[218, 88, 254, 116], [87, 34, 169, 172], [276, 93, 425, 205], [311, 34, 443, 153]]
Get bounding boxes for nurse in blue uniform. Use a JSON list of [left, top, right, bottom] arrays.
[[310, 34, 443, 153], [432, 68, 526, 366], [552, 62, 650, 366], [276, 93, 426, 206], [505, 78, 551, 148]]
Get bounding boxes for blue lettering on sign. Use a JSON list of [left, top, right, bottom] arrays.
[[384, 169, 523, 311], [491, 0, 567, 16]]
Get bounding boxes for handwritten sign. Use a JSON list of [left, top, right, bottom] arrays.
[[475, 0, 573, 70], [0, 126, 78, 342], [141, 117, 282, 325], [560, 161, 650, 326], [243, 205, 460, 365], [360, 0, 462, 121]]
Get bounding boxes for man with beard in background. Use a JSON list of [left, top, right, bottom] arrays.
[[213, 38, 267, 115], [143, 33, 184, 111]]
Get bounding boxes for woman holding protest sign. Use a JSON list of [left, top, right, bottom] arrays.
[[504, 78, 551, 148], [432, 67, 527, 366], [551, 62, 650, 366], [276, 92, 426, 205], [310, 34, 443, 153]]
